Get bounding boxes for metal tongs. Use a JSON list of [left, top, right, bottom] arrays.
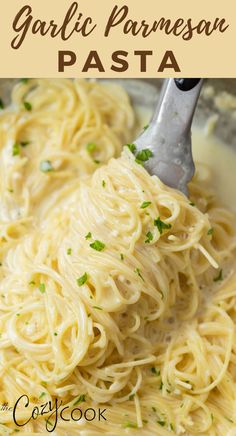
[[134, 79, 203, 195]]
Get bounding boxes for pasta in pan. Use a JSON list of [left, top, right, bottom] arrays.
[[0, 79, 235, 435]]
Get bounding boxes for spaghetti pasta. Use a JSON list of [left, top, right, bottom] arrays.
[[0, 79, 235, 435]]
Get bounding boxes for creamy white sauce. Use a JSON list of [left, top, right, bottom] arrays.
[[192, 130, 236, 211]]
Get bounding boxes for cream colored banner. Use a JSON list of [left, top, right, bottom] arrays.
[[0, 0, 235, 77]]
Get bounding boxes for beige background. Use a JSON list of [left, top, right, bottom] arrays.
[[0, 0, 235, 77]]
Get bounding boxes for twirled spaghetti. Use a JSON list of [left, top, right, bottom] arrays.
[[0, 79, 235, 435]]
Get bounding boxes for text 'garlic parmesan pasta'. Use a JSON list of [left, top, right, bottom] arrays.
[[0, 79, 236, 435]]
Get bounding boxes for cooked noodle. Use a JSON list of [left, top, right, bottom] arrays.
[[0, 79, 235, 435]]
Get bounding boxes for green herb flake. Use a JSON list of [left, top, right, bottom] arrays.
[[154, 217, 172, 235], [73, 394, 86, 406], [20, 141, 30, 147], [213, 269, 223, 282], [145, 231, 153, 244], [39, 392, 46, 399], [159, 380, 163, 390], [67, 248, 72, 255], [123, 421, 138, 429], [143, 419, 148, 424], [77, 272, 88, 287], [85, 232, 92, 240], [23, 101, 32, 111], [40, 160, 54, 173], [93, 305, 103, 310], [143, 124, 149, 130], [151, 367, 160, 376], [94, 159, 100, 164], [54, 332, 58, 336], [90, 240, 105, 251], [208, 228, 214, 236], [39, 283, 46, 293], [86, 143, 96, 153], [14, 430, 20, 432], [20, 78, 29, 84], [41, 381, 47, 387], [102, 180, 106, 188], [12, 143, 20, 156], [152, 406, 157, 412], [136, 148, 153, 162], [16, 313, 20, 317], [134, 267, 144, 281], [140, 201, 151, 209], [189, 201, 195, 206], [45, 419, 53, 427], [129, 393, 135, 400], [211, 413, 214, 422], [29, 280, 36, 286], [126, 143, 137, 154], [0, 98, 4, 110], [157, 420, 166, 427], [170, 423, 174, 431]]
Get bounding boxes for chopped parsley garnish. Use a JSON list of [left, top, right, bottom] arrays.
[[123, 421, 138, 429], [154, 217, 172, 234], [120, 253, 124, 261], [0, 98, 4, 109], [159, 380, 163, 390], [208, 228, 214, 235], [134, 267, 144, 281], [40, 160, 53, 173], [136, 148, 153, 162], [126, 143, 136, 154], [29, 280, 35, 286], [151, 367, 160, 376], [73, 394, 86, 406], [90, 240, 105, 251], [157, 420, 166, 427], [93, 305, 103, 310], [20, 78, 29, 84], [12, 141, 29, 156], [170, 423, 174, 431], [140, 201, 151, 209], [39, 392, 46, 399], [86, 143, 96, 153], [102, 180, 106, 188], [211, 413, 214, 422], [85, 232, 92, 240], [45, 419, 53, 427], [54, 332, 58, 336], [94, 159, 100, 164], [67, 248, 72, 255], [129, 393, 135, 400], [77, 273, 88, 287], [20, 141, 29, 147], [145, 231, 153, 244], [39, 283, 46, 293], [12, 143, 20, 156], [189, 201, 195, 206], [213, 269, 223, 282], [143, 124, 149, 130], [152, 406, 157, 412], [23, 101, 32, 111]]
